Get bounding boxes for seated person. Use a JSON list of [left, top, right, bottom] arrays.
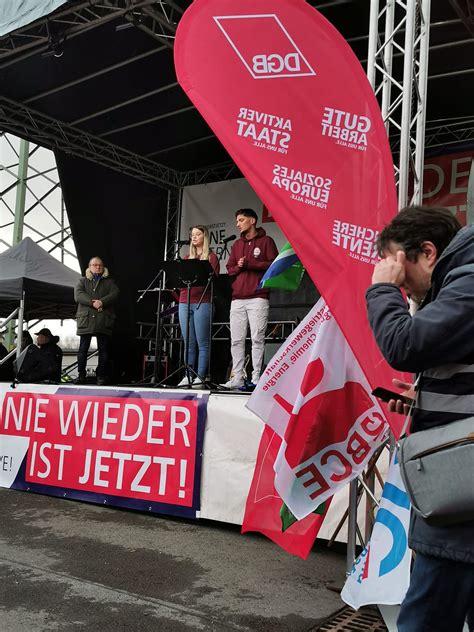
[[15, 328, 63, 383], [20, 330, 33, 350], [0, 336, 14, 381]]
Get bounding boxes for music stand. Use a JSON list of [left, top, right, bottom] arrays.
[[161, 259, 212, 387]]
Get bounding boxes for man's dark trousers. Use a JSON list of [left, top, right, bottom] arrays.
[[77, 334, 110, 378], [398, 552, 474, 631]]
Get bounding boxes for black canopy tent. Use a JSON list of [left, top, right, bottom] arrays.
[[0, 236, 80, 319]]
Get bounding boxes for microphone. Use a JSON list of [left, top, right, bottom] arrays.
[[173, 239, 189, 246], [220, 234, 236, 245]]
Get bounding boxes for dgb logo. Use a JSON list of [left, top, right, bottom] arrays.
[[213, 14, 316, 80], [252, 53, 302, 75]]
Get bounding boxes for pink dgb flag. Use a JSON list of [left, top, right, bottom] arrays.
[[175, 0, 406, 554], [174, 0, 401, 435]]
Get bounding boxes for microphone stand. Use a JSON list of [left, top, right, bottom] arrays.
[[136, 268, 165, 385], [195, 241, 231, 388]]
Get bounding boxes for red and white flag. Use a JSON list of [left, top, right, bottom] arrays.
[[175, 0, 403, 435], [242, 425, 329, 559], [247, 300, 388, 521]]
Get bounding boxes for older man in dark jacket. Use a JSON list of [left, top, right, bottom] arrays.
[[366, 206, 474, 632], [74, 256, 119, 385]]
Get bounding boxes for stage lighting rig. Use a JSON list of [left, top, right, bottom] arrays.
[[42, 28, 66, 58], [115, 9, 143, 32]]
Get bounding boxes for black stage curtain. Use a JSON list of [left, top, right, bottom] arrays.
[[55, 152, 168, 382]]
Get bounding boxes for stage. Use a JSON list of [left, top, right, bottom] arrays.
[[0, 382, 370, 544]]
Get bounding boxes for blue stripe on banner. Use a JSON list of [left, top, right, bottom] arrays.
[[376, 508, 408, 577], [381, 482, 411, 510]]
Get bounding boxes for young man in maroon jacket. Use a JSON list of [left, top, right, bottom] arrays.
[[222, 208, 278, 390]]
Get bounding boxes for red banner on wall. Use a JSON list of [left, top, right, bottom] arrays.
[[423, 150, 473, 225], [0, 386, 208, 518], [175, 0, 401, 432]]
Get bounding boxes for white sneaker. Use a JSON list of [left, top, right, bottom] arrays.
[[192, 378, 205, 389], [177, 376, 193, 387], [220, 378, 244, 389]]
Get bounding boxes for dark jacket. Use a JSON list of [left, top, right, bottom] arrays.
[[366, 225, 474, 563], [226, 227, 278, 300], [16, 338, 62, 383], [0, 343, 14, 381], [74, 268, 119, 336], [38, 338, 63, 382]]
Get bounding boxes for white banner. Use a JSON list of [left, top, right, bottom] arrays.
[[341, 455, 411, 609], [181, 178, 286, 266]]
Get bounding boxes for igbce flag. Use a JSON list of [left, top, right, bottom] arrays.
[[247, 299, 388, 521], [174, 0, 402, 435]]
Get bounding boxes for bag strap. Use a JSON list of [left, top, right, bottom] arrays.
[[399, 374, 420, 438]]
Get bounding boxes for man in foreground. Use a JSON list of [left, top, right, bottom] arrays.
[[365, 206, 474, 631], [74, 256, 119, 385], [223, 208, 278, 390]]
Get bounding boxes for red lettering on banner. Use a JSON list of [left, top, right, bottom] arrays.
[[360, 412, 385, 436], [320, 449, 352, 482], [347, 431, 370, 465], [1, 392, 198, 506], [295, 463, 330, 499]]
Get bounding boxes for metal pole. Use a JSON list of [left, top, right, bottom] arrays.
[[413, 0, 431, 205], [467, 159, 474, 225], [13, 139, 29, 244], [381, 0, 395, 130], [6, 139, 29, 350], [16, 293, 25, 361], [367, 0, 380, 88], [398, 0, 416, 208], [346, 479, 359, 574]]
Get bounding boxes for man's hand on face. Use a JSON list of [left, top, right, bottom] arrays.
[[372, 250, 406, 286]]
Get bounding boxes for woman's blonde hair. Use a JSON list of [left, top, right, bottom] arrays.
[[189, 225, 211, 260]]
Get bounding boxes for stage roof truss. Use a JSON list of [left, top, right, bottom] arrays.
[[1, 1, 473, 190], [0, 0, 181, 67], [0, 97, 182, 189], [448, 0, 474, 38]]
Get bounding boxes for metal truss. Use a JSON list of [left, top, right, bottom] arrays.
[[0, 0, 182, 68], [177, 162, 242, 188], [0, 97, 182, 189], [448, 0, 474, 38], [164, 187, 182, 260], [137, 320, 298, 346], [424, 116, 474, 150], [368, 0, 431, 207], [0, 132, 77, 261], [0, 132, 80, 347], [0, 94, 242, 188]]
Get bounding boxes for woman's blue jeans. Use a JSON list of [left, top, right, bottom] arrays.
[[178, 302, 211, 379]]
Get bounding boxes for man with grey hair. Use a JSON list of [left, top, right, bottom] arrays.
[[74, 256, 119, 385]]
